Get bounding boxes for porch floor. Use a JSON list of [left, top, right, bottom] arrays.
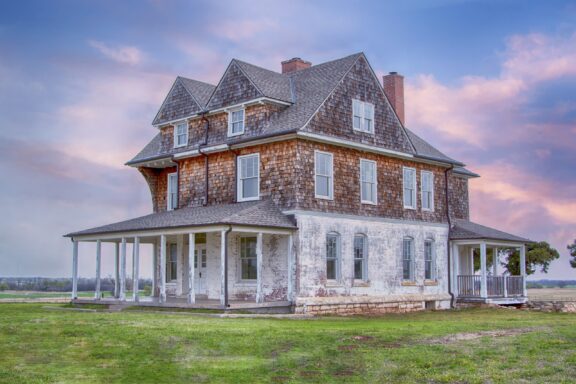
[[457, 296, 528, 305]]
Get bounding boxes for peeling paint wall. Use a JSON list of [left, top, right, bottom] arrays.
[[295, 212, 449, 299]]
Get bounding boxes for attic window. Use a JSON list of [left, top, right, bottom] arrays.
[[174, 121, 188, 148], [228, 108, 245, 136], [352, 99, 374, 133]]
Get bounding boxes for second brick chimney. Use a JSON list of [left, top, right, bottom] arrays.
[[281, 57, 312, 74], [383, 72, 405, 126]]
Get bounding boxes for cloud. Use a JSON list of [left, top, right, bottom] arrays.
[[89, 40, 145, 66]]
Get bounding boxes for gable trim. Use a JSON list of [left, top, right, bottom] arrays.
[[204, 60, 264, 109]]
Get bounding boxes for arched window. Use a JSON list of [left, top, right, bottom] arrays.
[[402, 237, 415, 281], [354, 234, 368, 281], [424, 239, 436, 280], [326, 232, 341, 281]]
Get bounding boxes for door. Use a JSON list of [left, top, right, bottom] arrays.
[[194, 245, 207, 295]]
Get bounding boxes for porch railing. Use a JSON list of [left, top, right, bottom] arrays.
[[457, 275, 524, 298]]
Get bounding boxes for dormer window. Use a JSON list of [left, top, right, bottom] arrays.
[[173, 121, 188, 148], [228, 108, 245, 136], [352, 99, 374, 133]]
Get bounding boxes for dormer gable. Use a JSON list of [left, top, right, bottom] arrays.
[[152, 77, 213, 126], [206, 60, 264, 110]]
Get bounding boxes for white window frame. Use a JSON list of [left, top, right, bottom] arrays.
[[360, 159, 377, 205], [353, 234, 368, 281], [424, 239, 436, 280], [167, 172, 178, 211], [352, 99, 375, 134], [326, 232, 341, 282], [314, 150, 334, 200], [237, 153, 260, 202], [403, 167, 417, 210], [421, 170, 434, 211], [239, 236, 258, 282], [173, 121, 188, 148], [402, 237, 415, 281], [167, 243, 178, 282], [228, 108, 245, 137]]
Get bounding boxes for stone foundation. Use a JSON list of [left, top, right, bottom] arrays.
[[295, 294, 451, 316], [526, 301, 576, 313]]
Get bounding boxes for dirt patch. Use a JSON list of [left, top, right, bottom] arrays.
[[423, 327, 546, 345], [338, 344, 359, 351]]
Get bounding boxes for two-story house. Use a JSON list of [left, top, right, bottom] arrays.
[[66, 53, 531, 314]]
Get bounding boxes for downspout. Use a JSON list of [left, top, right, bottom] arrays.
[[199, 113, 209, 206], [444, 165, 455, 308], [224, 225, 232, 308]]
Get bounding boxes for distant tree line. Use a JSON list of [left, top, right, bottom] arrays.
[[526, 279, 576, 289], [0, 277, 152, 292]]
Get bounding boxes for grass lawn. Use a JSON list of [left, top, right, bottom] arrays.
[[0, 304, 575, 383], [0, 291, 146, 300]]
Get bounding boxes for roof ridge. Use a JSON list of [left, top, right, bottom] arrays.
[[177, 76, 216, 87]]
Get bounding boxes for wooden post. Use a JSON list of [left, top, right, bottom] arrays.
[[480, 242, 487, 298], [71, 240, 79, 300], [520, 244, 527, 297], [287, 234, 294, 302], [132, 237, 140, 302], [452, 243, 460, 297], [160, 235, 167, 303], [94, 240, 101, 300], [503, 275, 508, 298], [119, 237, 127, 301], [220, 230, 226, 307], [188, 233, 195, 304], [151, 239, 157, 297], [114, 242, 120, 298], [256, 232, 263, 304]]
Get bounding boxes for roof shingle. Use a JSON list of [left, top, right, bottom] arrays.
[[450, 219, 532, 243]]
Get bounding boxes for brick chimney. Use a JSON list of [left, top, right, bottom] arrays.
[[281, 57, 311, 74], [383, 72, 405, 126]]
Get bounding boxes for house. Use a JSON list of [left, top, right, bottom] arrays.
[[65, 53, 531, 315]]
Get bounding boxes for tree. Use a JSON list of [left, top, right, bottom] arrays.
[[503, 241, 559, 276], [568, 239, 576, 268]]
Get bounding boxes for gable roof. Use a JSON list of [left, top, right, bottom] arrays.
[[65, 199, 296, 238], [450, 219, 532, 243], [132, 52, 468, 169]]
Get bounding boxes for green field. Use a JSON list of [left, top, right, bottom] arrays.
[[0, 304, 574, 383]]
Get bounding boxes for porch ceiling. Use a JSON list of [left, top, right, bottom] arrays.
[[64, 199, 296, 239], [449, 219, 532, 244]]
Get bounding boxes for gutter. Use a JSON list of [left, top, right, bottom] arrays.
[[199, 113, 210, 206], [444, 165, 456, 308]]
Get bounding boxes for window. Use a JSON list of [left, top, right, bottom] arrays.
[[228, 108, 245, 136], [167, 173, 178, 211], [402, 237, 415, 281], [354, 234, 367, 280], [360, 159, 377, 204], [174, 121, 188, 148], [424, 240, 435, 280], [403, 167, 416, 209], [240, 237, 257, 280], [352, 99, 375, 133], [237, 154, 260, 201], [315, 151, 333, 199], [167, 243, 178, 282], [193, 233, 207, 269], [421, 171, 434, 211], [326, 233, 341, 281]]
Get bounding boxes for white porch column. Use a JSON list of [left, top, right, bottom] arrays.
[[287, 234, 294, 302], [94, 240, 101, 300], [159, 235, 167, 303], [469, 248, 474, 274], [493, 248, 498, 276], [132, 237, 140, 302], [452, 243, 460, 296], [119, 237, 127, 301], [71, 240, 79, 300], [114, 242, 120, 298], [152, 239, 157, 297], [188, 233, 196, 304], [256, 232, 264, 304], [520, 244, 527, 297], [480, 242, 487, 298], [220, 230, 227, 306]]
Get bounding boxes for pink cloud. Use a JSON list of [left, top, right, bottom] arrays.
[[89, 40, 145, 66]]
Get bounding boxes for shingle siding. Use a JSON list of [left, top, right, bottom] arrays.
[[153, 79, 202, 126], [207, 62, 263, 110]]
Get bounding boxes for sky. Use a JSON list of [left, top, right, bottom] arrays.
[[0, 0, 574, 280]]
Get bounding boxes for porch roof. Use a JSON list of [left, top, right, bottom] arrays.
[[449, 219, 532, 243], [65, 200, 296, 238]]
